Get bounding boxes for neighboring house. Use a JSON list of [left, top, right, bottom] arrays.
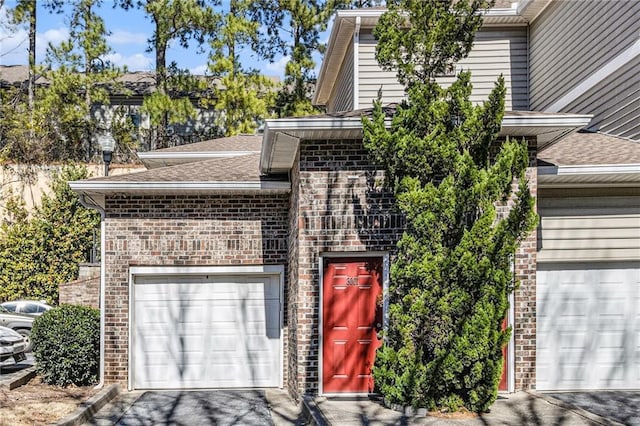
[[0, 65, 220, 148], [70, 1, 640, 399]]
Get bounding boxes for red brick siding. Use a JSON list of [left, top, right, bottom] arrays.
[[102, 194, 289, 386]]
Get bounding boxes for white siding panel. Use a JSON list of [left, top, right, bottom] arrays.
[[530, 0, 640, 111], [327, 43, 354, 113], [357, 27, 528, 110], [538, 196, 640, 262]]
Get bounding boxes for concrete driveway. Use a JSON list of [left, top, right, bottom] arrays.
[[117, 390, 272, 425], [86, 389, 304, 426], [544, 392, 640, 426]]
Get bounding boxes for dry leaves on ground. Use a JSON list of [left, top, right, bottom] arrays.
[[0, 376, 98, 426]]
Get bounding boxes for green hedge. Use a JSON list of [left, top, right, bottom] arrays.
[[31, 304, 100, 386], [0, 165, 100, 304]]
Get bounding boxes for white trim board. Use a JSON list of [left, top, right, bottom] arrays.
[[547, 38, 640, 112]]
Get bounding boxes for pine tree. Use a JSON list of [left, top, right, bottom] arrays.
[[363, 0, 537, 412], [256, 0, 345, 117], [41, 0, 123, 161], [117, 0, 217, 148], [8, 0, 36, 112], [203, 0, 275, 136]]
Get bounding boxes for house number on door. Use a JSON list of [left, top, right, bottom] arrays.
[[346, 277, 359, 286]]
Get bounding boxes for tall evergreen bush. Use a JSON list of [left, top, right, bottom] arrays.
[[363, 0, 537, 412]]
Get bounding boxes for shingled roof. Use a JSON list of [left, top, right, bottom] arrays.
[[152, 134, 262, 153], [538, 131, 640, 166], [92, 153, 265, 183]]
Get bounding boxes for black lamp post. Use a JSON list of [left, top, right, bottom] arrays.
[[96, 129, 116, 176]]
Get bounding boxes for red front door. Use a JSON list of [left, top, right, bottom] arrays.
[[322, 257, 382, 394]]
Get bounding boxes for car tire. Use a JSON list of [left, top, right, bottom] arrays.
[[16, 329, 32, 353]]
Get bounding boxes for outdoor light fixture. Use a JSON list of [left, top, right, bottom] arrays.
[[96, 129, 116, 176]]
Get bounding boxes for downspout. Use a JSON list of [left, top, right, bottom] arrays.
[[78, 193, 106, 390], [352, 16, 361, 110]]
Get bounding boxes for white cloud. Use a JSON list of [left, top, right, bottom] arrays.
[[108, 29, 148, 46], [189, 63, 208, 75], [103, 52, 153, 71], [38, 28, 70, 47], [265, 55, 289, 77], [0, 22, 70, 65]]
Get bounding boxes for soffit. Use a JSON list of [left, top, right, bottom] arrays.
[[260, 109, 593, 174]]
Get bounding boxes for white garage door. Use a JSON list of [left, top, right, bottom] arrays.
[[132, 274, 281, 389], [537, 263, 640, 390]]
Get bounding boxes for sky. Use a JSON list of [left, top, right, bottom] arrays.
[[0, 1, 325, 78]]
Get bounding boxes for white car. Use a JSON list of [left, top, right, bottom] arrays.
[[0, 326, 27, 365], [1, 300, 52, 316]]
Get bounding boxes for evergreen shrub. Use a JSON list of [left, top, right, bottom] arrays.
[[31, 304, 100, 386]]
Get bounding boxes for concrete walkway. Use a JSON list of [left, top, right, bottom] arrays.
[[304, 392, 611, 425]]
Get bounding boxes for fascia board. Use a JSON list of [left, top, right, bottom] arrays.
[[137, 151, 257, 160], [69, 180, 290, 193], [313, 14, 356, 106], [517, 0, 553, 22], [501, 114, 593, 128], [539, 164, 640, 176], [333, 7, 517, 20], [264, 113, 592, 135]]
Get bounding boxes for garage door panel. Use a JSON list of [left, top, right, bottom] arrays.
[[133, 274, 281, 389], [537, 263, 640, 390]]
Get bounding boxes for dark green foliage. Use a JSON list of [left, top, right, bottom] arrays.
[[31, 304, 100, 386], [363, 0, 537, 413], [0, 165, 100, 303]]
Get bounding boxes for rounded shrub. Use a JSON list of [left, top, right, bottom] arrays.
[[31, 304, 100, 386]]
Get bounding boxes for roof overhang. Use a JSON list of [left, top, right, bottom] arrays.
[[260, 112, 593, 174], [517, 0, 553, 22], [69, 180, 291, 209], [138, 151, 258, 169], [313, 6, 529, 106], [538, 164, 640, 188]]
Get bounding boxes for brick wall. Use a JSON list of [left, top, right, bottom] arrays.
[[58, 277, 100, 308], [289, 137, 538, 397], [290, 139, 403, 397], [102, 193, 289, 386], [59, 263, 100, 308], [513, 140, 538, 390], [287, 158, 301, 399]]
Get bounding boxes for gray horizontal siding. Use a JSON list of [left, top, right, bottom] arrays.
[[358, 27, 528, 110], [564, 56, 640, 141], [538, 196, 640, 262], [358, 29, 405, 107], [326, 42, 354, 113], [530, 0, 640, 111]]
